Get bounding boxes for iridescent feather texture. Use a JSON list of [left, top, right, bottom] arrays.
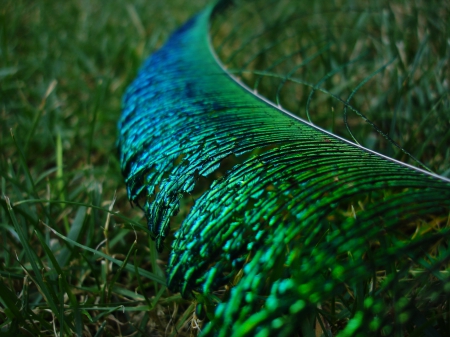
[[118, 0, 450, 335]]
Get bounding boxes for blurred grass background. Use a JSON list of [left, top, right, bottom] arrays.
[[0, 0, 208, 335]]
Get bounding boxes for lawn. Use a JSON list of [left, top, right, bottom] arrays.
[[1, 1, 208, 335], [1, 0, 450, 336]]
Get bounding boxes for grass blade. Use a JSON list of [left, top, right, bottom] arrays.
[[44, 223, 165, 285]]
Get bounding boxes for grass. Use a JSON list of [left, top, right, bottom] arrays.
[[0, 0, 209, 335], [1, 0, 450, 336]]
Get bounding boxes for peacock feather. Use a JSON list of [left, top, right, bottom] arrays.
[[118, 0, 450, 335]]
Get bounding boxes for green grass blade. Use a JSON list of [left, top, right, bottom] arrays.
[[44, 223, 165, 285], [4, 196, 63, 323], [0, 277, 27, 326], [106, 240, 137, 302], [14, 199, 150, 235], [35, 230, 82, 336]]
